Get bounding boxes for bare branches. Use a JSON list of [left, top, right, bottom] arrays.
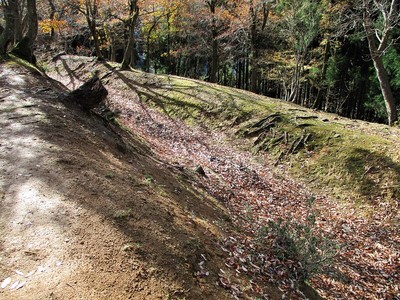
[[376, 0, 399, 52]]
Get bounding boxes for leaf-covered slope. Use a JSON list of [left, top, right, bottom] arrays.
[[48, 55, 400, 206], [45, 55, 400, 299]]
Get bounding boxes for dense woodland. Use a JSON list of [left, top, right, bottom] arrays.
[[1, 2, 400, 299], [1, 0, 399, 125]]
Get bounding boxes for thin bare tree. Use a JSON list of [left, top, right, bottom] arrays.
[[362, 0, 399, 125]]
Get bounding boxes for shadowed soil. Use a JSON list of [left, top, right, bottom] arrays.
[[0, 61, 237, 299]]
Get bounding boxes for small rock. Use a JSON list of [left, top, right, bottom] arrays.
[[9, 280, 19, 290], [16, 281, 26, 290], [1, 277, 11, 289], [342, 224, 351, 233]]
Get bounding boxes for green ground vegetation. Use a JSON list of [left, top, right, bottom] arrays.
[[48, 57, 400, 209]]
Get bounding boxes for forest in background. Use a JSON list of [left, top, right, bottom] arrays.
[[1, 1, 400, 298], [1, 0, 400, 125]]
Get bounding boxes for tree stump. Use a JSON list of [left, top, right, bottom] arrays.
[[68, 71, 108, 111]]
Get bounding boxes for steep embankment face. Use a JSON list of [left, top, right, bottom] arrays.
[[0, 60, 239, 299], [45, 55, 400, 299], [47, 55, 400, 205]]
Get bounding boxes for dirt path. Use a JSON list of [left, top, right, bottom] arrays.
[[0, 62, 237, 299], [0, 65, 84, 299]]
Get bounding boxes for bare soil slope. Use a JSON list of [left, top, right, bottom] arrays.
[[0, 60, 236, 299]]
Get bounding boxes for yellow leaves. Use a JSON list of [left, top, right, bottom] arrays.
[[38, 19, 68, 34]]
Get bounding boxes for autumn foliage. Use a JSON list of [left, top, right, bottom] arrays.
[[39, 19, 68, 34], [33, 0, 400, 124]]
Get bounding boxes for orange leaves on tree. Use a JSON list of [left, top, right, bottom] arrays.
[[39, 19, 68, 34]]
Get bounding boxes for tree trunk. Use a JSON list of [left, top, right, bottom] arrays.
[[249, 3, 258, 92], [245, 57, 249, 90], [250, 37, 258, 92], [363, 12, 398, 125], [87, 17, 102, 59], [288, 53, 305, 103], [121, 33, 135, 69], [250, 49, 259, 93], [210, 35, 218, 83], [236, 60, 241, 89], [48, 0, 56, 39], [85, 1, 103, 60], [121, 0, 139, 70], [13, 0, 22, 42], [145, 35, 151, 72], [0, 0, 18, 55], [145, 20, 158, 72], [208, 0, 218, 83], [25, 0, 38, 49], [370, 53, 398, 125], [288, 63, 299, 103], [166, 10, 174, 74], [313, 38, 330, 109], [110, 39, 116, 61]]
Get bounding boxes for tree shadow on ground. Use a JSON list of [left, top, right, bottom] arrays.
[[53, 57, 269, 128], [0, 62, 236, 299], [101, 62, 210, 121], [345, 148, 400, 201]]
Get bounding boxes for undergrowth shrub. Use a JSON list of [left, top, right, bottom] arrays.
[[266, 197, 339, 280]]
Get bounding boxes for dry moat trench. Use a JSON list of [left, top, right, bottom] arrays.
[[0, 56, 398, 299], [47, 56, 399, 299]]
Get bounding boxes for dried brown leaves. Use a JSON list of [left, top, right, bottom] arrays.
[[108, 85, 399, 299]]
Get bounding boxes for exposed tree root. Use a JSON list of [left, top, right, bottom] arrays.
[[239, 113, 313, 162], [239, 113, 282, 137]]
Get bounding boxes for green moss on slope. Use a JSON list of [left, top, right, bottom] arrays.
[[121, 70, 400, 204], [49, 59, 400, 206]]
